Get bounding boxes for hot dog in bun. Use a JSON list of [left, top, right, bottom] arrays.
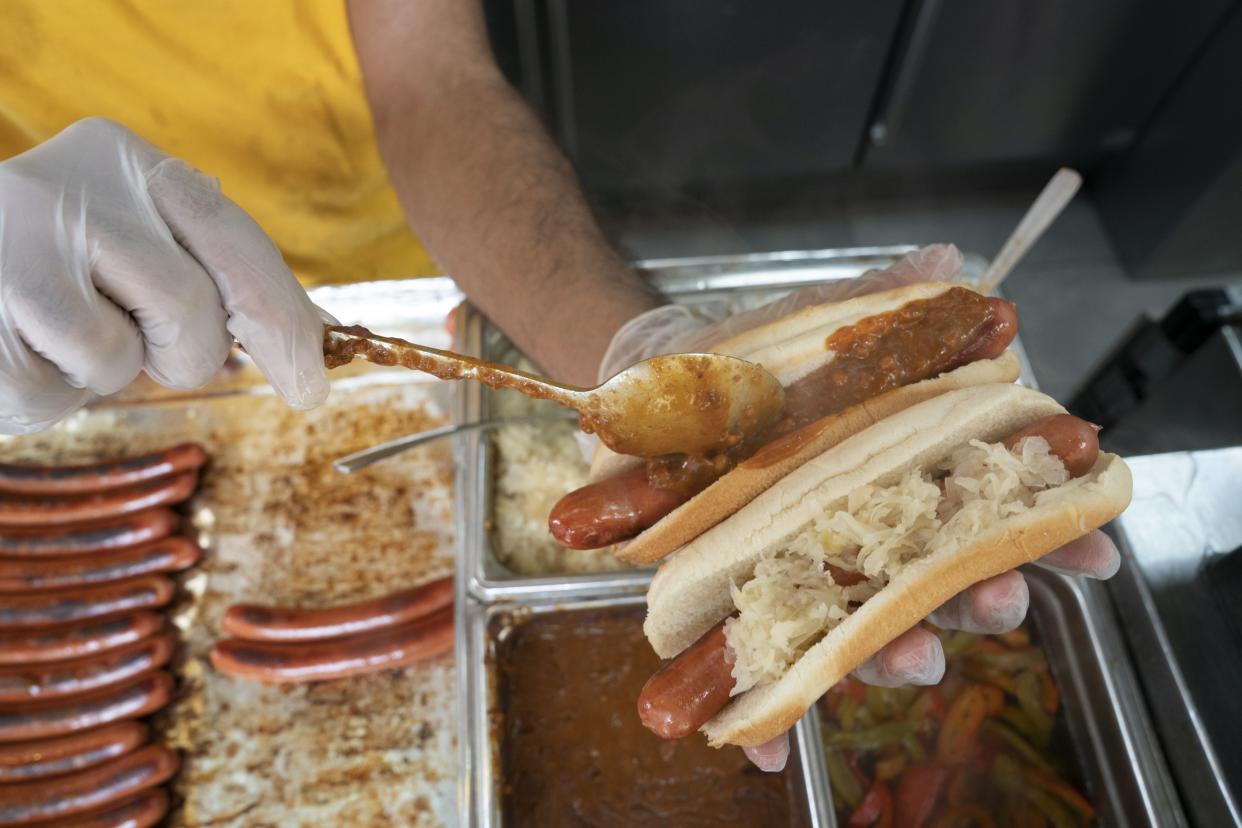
[[636, 383, 1131, 747], [550, 281, 1021, 563]]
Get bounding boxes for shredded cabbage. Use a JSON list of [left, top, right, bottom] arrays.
[[725, 435, 1086, 692]]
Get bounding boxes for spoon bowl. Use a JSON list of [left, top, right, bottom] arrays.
[[583, 353, 786, 457], [323, 326, 786, 458]]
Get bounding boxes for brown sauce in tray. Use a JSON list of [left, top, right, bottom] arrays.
[[496, 606, 809, 828], [645, 286, 998, 486]]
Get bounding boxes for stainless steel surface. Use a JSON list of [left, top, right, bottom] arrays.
[[454, 245, 1038, 602], [458, 589, 828, 828], [335, 414, 576, 473], [807, 567, 1183, 826], [1024, 568, 1186, 827], [1109, 448, 1242, 827]]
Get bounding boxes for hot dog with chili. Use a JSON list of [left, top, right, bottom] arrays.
[[550, 282, 1023, 564]]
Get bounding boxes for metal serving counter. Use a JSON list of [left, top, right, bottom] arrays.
[[1109, 447, 1242, 827], [452, 246, 1184, 826]]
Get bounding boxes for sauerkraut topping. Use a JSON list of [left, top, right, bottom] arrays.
[[725, 436, 1090, 694]]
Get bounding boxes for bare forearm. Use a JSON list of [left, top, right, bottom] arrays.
[[348, 0, 660, 385]]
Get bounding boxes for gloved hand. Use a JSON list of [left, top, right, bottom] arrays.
[[0, 118, 330, 435], [596, 244, 1121, 772]]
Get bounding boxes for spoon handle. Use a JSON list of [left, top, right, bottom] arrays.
[[322, 325, 586, 409]]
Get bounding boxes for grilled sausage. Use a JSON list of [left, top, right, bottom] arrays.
[[0, 510, 178, 558], [52, 788, 170, 828], [636, 415, 1101, 739], [1002, 414, 1101, 477], [0, 722, 147, 783], [210, 605, 453, 684], [0, 614, 164, 667], [637, 620, 734, 740], [0, 673, 174, 743], [0, 577, 174, 631], [548, 467, 687, 549], [221, 575, 452, 643], [0, 745, 177, 825], [0, 473, 198, 529], [0, 444, 206, 497], [0, 634, 174, 704], [0, 539, 200, 592]]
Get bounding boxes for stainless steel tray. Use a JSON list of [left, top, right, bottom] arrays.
[[458, 588, 833, 828], [453, 245, 1049, 602], [808, 567, 1183, 828], [1107, 447, 1242, 827]]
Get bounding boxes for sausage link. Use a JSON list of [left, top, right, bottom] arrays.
[[0, 444, 207, 497], [0, 722, 147, 783], [0, 577, 174, 631], [0, 634, 174, 704], [210, 605, 453, 684], [0, 539, 200, 592], [49, 788, 169, 828], [0, 614, 164, 667], [0, 473, 198, 529], [638, 620, 735, 739], [942, 298, 1019, 370], [0, 673, 174, 743], [548, 467, 686, 549], [636, 414, 1102, 739], [0, 744, 178, 825], [0, 511, 178, 558], [1002, 414, 1101, 477], [221, 576, 452, 643]]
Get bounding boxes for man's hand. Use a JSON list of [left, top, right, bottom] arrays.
[[597, 245, 1121, 771], [0, 118, 330, 434]]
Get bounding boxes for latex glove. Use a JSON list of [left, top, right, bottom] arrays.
[[593, 245, 1122, 772], [0, 118, 330, 435]]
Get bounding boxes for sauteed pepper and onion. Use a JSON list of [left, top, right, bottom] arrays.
[[820, 623, 1095, 828]]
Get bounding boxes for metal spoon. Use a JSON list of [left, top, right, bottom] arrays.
[[323, 325, 785, 459]]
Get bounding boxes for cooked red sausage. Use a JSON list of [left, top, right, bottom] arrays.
[[210, 605, 454, 683], [942, 298, 1019, 370], [0, 744, 178, 825], [0, 510, 178, 558], [638, 620, 735, 740], [54, 788, 170, 828], [548, 467, 687, 549], [636, 415, 1102, 739], [0, 633, 174, 704], [0, 613, 164, 667], [0, 722, 147, 783], [1002, 414, 1101, 477], [0, 444, 207, 497], [0, 473, 198, 529], [0, 576, 174, 631], [0, 539, 200, 592], [0, 673, 174, 743], [221, 576, 453, 643]]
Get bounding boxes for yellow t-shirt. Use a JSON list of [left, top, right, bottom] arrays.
[[0, 0, 437, 286]]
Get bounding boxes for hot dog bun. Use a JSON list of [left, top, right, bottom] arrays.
[[590, 281, 1020, 563], [643, 383, 1131, 747]]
